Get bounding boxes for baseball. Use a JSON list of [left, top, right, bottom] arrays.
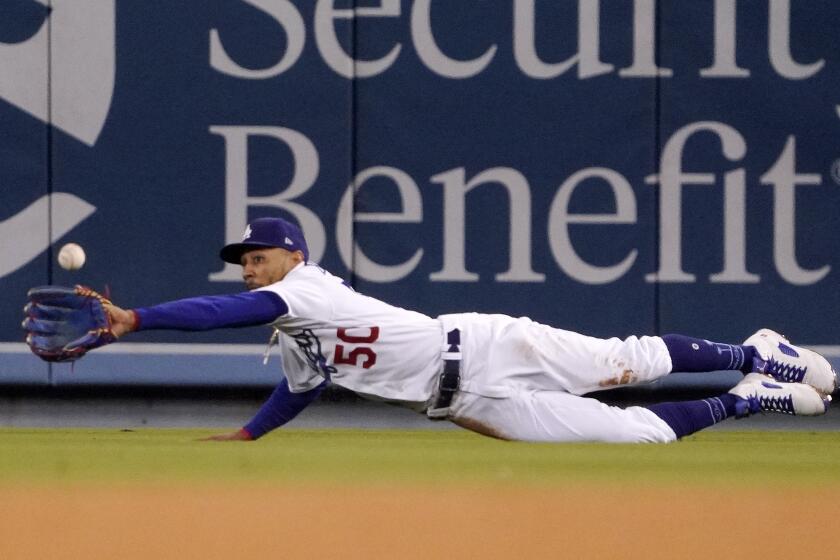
[[57, 243, 86, 271]]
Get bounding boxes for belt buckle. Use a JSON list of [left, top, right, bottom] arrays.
[[427, 335, 461, 420], [427, 383, 457, 420]]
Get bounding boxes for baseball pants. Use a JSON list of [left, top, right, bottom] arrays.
[[439, 313, 678, 443]]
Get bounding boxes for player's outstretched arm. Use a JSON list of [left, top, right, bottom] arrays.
[[25, 288, 290, 367], [98, 291, 292, 340], [201, 379, 327, 442], [128, 291, 288, 332]]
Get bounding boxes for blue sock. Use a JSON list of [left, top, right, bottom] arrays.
[[647, 393, 742, 439], [662, 334, 755, 373]]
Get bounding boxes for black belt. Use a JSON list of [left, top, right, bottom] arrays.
[[426, 328, 461, 420]]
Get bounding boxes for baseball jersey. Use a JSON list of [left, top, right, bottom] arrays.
[[258, 262, 443, 403]]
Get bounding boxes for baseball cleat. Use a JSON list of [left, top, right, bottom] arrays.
[[743, 328, 837, 395], [728, 373, 831, 417]]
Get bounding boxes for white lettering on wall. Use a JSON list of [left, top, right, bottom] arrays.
[[514, 0, 613, 79], [430, 167, 544, 282], [768, 0, 825, 79], [645, 122, 757, 283], [208, 0, 826, 81], [411, 0, 497, 79], [700, 0, 750, 78], [207, 124, 831, 287], [209, 0, 305, 79], [315, 0, 402, 78], [761, 136, 829, 284], [336, 166, 424, 282], [618, 0, 672, 77], [208, 125, 325, 281], [547, 168, 638, 284]]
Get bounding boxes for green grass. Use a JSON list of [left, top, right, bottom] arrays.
[[0, 428, 838, 487]]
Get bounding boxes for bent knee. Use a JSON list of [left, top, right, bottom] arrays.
[[603, 336, 672, 384]]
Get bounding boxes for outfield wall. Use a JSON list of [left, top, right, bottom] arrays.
[[1, 1, 839, 388]]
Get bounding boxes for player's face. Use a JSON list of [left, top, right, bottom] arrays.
[[240, 248, 303, 289]]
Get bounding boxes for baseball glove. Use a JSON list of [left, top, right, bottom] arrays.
[[22, 285, 117, 362]]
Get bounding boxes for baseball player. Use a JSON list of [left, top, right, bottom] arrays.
[[25, 217, 837, 443]]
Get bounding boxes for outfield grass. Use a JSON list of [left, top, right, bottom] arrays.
[[1, 428, 838, 487]]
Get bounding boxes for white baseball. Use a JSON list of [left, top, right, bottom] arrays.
[[58, 243, 86, 271]]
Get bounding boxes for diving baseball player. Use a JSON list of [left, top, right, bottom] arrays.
[[23, 217, 837, 443]]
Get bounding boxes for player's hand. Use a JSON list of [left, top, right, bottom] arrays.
[[199, 429, 254, 442], [104, 304, 137, 338]]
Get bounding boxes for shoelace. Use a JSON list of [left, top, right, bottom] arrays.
[[765, 357, 807, 383], [757, 394, 796, 415]]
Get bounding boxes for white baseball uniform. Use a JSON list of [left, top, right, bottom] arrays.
[[259, 262, 677, 443]]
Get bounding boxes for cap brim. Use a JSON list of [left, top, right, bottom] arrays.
[[219, 242, 277, 264]]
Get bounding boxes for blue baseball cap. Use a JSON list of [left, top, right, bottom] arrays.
[[219, 217, 309, 264]]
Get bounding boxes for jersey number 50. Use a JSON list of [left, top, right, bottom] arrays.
[[334, 327, 380, 369]]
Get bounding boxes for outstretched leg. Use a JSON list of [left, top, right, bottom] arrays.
[[661, 330, 837, 394], [647, 373, 830, 439], [449, 389, 679, 443], [448, 375, 830, 444]]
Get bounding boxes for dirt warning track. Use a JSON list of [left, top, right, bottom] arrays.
[[1, 484, 833, 560]]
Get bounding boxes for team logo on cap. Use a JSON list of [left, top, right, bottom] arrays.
[[242, 225, 252, 240], [285, 236, 293, 246]]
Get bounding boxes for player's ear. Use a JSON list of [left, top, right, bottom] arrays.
[[293, 250, 305, 263]]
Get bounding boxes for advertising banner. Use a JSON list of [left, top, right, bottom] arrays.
[[2, 1, 838, 386]]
